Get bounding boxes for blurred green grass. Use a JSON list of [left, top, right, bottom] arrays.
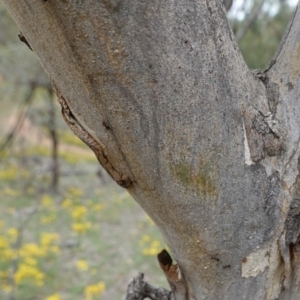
[[0, 142, 168, 300]]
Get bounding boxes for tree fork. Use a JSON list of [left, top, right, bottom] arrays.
[[2, 0, 300, 299]]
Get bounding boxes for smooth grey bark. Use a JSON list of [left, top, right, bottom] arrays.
[[2, 0, 300, 299]]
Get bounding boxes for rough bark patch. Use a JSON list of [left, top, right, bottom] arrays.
[[241, 242, 280, 278], [243, 106, 284, 163]]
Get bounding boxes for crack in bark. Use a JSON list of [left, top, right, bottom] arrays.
[[285, 157, 300, 245], [51, 81, 133, 189]]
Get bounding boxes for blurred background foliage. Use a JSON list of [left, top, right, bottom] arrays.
[[230, 0, 295, 69], [0, 0, 297, 299]]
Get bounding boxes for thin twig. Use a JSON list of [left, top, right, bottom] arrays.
[[235, 0, 267, 43], [0, 83, 35, 153], [157, 249, 187, 300]]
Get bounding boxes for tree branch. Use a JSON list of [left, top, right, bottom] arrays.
[[2, 1, 280, 298]]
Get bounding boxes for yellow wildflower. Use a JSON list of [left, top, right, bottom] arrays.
[[23, 257, 38, 266], [1, 248, 16, 260], [71, 206, 87, 220], [76, 260, 89, 271], [139, 235, 151, 245], [0, 236, 9, 249], [151, 240, 161, 248], [7, 228, 18, 242], [40, 233, 60, 247], [142, 240, 161, 256], [41, 195, 53, 207], [142, 248, 158, 256], [72, 222, 91, 234], [20, 243, 46, 257], [14, 263, 45, 286], [61, 198, 72, 208], [84, 282, 105, 300], [45, 293, 61, 300]]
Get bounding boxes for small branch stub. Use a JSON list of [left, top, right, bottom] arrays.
[[125, 273, 172, 300], [18, 32, 32, 51], [125, 250, 188, 300], [157, 249, 187, 300]]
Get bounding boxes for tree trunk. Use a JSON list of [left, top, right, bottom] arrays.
[[2, 0, 300, 298]]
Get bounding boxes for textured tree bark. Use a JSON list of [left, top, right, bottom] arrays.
[[2, 0, 300, 299], [125, 273, 172, 300]]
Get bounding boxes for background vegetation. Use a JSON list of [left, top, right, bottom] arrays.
[[0, 0, 296, 299]]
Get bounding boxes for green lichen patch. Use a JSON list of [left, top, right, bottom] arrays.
[[171, 160, 218, 196]]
